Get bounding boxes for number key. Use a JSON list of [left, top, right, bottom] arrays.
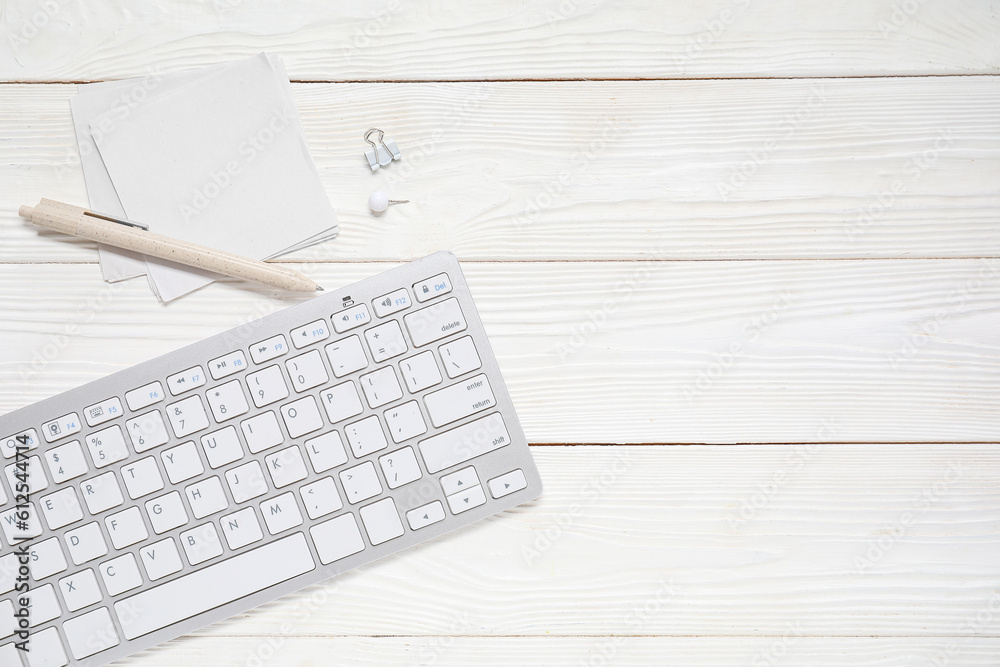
[[246, 366, 289, 407], [166, 396, 210, 438], [86, 425, 128, 468], [285, 350, 329, 392], [206, 380, 250, 422], [126, 410, 170, 453], [44, 440, 88, 482]]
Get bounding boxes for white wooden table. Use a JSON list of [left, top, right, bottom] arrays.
[[2, 2, 999, 665]]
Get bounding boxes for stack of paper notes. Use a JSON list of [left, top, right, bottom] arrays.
[[69, 53, 338, 302]]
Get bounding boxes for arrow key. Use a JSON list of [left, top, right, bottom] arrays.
[[488, 469, 527, 499], [440, 466, 479, 496], [446, 484, 486, 515], [406, 501, 445, 530]]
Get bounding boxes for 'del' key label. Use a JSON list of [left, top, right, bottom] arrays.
[[414, 273, 452, 302]]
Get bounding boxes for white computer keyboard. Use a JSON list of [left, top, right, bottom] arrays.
[[0, 251, 541, 666]]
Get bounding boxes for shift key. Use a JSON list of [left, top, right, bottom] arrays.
[[404, 298, 467, 347], [423, 374, 496, 427]]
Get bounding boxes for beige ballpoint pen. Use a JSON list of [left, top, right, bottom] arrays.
[[19, 198, 323, 293]]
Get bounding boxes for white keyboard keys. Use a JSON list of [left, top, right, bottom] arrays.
[[125, 381, 165, 411], [167, 395, 210, 438], [208, 350, 248, 379], [332, 303, 371, 333], [359, 366, 403, 408], [201, 426, 244, 469], [0, 502, 40, 545], [241, 411, 284, 453], [265, 446, 308, 488], [120, 456, 164, 499], [378, 446, 422, 489], [280, 396, 323, 438], [440, 336, 482, 378], [440, 466, 479, 496], [29, 537, 68, 580], [260, 492, 304, 535], [299, 477, 342, 519], [63, 607, 120, 659], [39, 487, 83, 531], [27, 584, 61, 626], [373, 288, 411, 317], [185, 477, 229, 519], [0, 554, 14, 593], [5, 455, 47, 494], [59, 568, 102, 612], [419, 412, 512, 474], [340, 461, 382, 504], [2, 428, 38, 458], [423, 373, 496, 427], [250, 334, 289, 363], [247, 365, 289, 407], [84, 396, 124, 427], [489, 469, 527, 498], [81, 472, 124, 514], [146, 491, 188, 534], [206, 380, 250, 422], [310, 514, 365, 564], [100, 553, 143, 595], [286, 350, 329, 392], [139, 538, 183, 581], [126, 410, 170, 453], [359, 498, 404, 545], [446, 483, 487, 514], [161, 441, 204, 484], [406, 501, 446, 530], [304, 431, 348, 473], [85, 424, 129, 468], [325, 335, 369, 377], [42, 412, 82, 442], [364, 320, 408, 362], [220, 507, 264, 550], [320, 381, 364, 424], [414, 272, 452, 302], [115, 534, 315, 640], [65, 522, 108, 565], [181, 523, 224, 565], [24, 627, 67, 666], [291, 319, 331, 348], [225, 461, 268, 503], [384, 401, 427, 443], [105, 507, 149, 549], [404, 297, 467, 347], [399, 351, 442, 392], [167, 365, 206, 395], [44, 440, 88, 483], [344, 416, 389, 458]]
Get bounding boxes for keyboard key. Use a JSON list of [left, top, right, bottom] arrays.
[[319, 381, 364, 424], [344, 415, 389, 458], [167, 365, 206, 395], [0, 555, 14, 594], [84, 396, 124, 427], [285, 349, 329, 392], [25, 626, 67, 666], [265, 446, 308, 488], [5, 455, 47, 494], [446, 484, 487, 514], [42, 412, 82, 442], [399, 351, 442, 392], [166, 395, 210, 438], [304, 431, 348, 473], [440, 466, 480, 496], [225, 461, 268, 503], [364, 320, 408, 362], [359, 366, 403, 408], [139, 538, 183, 581], [241, 411, 284, 454], [325, 335, 368, 377], [115, 533, 315, 640], [372, 288, 412, 317], [125, 410, 170, 453], [280, 396, 323, 438], [414, 272, 452, 302], [105, 507, 148, 550], [65, 522, 108, 565], [201, 426, 245, 469], [161, 441, 204, 484], [44, 440, 88, 483], [208, 350, 248, 379], [145, 491, 188, 534], [59, 568, 102, 612], [120, 456, 164, 499], [184, 476, 229, 519], [406, 501, 446, 531], [291, 319, 331, 348], [418, 412, 512, 474], [310, 514, 365, 564], [440, 336, 482, 378], [29, 537, 68, 580], [404, 297, 467, 347], [360, 498, 404, 545], [2, 428, 38, 458], [206, 380, 250, 422], [260, 492, 304, 535], [0, 503, 41, 545], [27, 583, 61, 626], [340, 461, 382, 504], [299, 477, 342, 519], [85, 424, 129, 469], [181, 522, 224, 565], [100, 553, 143, 595], [81, 472, 124, 514], [423, 373, 496, 427], [247, 365, 289, 407], [125, 381, 165, 411], [249, 334, 289, 363], [332, 303, 371, 333], [63, 606, 120, 660], [220, 507, 264, 550], [489, 469, 528, 498], [39, 487, 83, 531], [384, 401, 427, 443], [378, 446, 422, 489]]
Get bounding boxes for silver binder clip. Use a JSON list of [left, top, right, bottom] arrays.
[[363, 128, 401, 171]]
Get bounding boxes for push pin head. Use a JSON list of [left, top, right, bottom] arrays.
[[368, 190, 408, 215]]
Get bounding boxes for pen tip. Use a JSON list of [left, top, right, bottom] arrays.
[[316, 286, 325, 292]]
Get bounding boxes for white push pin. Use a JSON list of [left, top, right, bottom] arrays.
[[368, 190, 408, 215], [364, 128, 402, 171]]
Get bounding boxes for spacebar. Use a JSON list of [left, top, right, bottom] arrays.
[[114, 533, 316, 640]]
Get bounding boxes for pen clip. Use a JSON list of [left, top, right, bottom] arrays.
[[83, 210, 149, 231]]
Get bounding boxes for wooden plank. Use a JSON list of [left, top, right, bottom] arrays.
[[1, 260, 997, 443], [1, 78, 998, 262], [1, 1, 998, 81]]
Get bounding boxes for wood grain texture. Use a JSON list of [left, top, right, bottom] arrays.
[[1, 260, 997, 443], [1, 77, 998, 262], [1, 0, 998, 81]]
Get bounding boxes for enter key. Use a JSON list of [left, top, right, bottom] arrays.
[[423, 374, 496, 427]]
